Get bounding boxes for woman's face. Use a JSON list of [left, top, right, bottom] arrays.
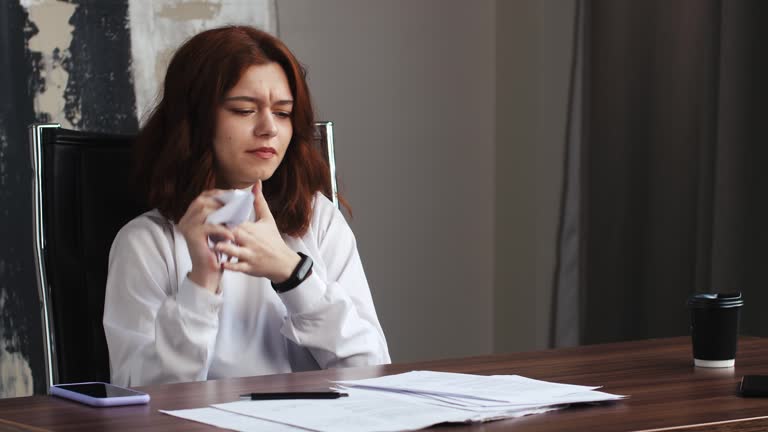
[[213, 62, 294, 189]]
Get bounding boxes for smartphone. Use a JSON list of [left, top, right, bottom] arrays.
[[50, 382, 150, 407], [739, 375, 768, 397]]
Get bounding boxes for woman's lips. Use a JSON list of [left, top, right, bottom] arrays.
[[247, 148, 276, 159]]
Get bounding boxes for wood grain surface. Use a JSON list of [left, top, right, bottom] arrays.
[[1, 337, 767, 431]]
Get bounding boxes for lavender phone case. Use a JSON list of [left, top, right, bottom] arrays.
[[50, 382, 150, 407]]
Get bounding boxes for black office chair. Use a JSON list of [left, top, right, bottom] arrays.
[[30, 121, 339, 388]]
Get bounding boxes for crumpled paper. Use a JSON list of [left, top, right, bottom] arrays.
[[206, 189, 254, 262]]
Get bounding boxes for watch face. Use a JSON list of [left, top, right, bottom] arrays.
[[296, 254, 313, 281], [273, 253, 313, 293]]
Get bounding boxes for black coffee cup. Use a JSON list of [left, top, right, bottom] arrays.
[[687, 292, 743, 368]]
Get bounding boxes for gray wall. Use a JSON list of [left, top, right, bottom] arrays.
[[494, 0, 576, 353], [278, 0, 575, 360], [277, 0, 496, 362]]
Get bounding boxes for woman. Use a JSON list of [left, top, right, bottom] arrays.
[[103, 26, 390, 387]]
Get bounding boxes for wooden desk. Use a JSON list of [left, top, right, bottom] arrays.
[[1, 337, 768, 431]]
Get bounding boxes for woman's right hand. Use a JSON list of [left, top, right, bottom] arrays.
[[177, 189, 234, 293]]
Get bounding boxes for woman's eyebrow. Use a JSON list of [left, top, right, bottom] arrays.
[[223, 95, 294, 106]]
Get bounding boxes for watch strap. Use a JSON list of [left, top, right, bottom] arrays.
[[272, 252, 313, 293]]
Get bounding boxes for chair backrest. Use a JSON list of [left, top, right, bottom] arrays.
[[313, 121, 339, 208], [30, 121, 338, 387]]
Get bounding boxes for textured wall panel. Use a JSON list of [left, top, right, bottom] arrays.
[[0, 0, 44, 397], [67, 1, 138, 134], [128, 0, 276, 121], [1, 0, 138, 397], [25, 0, 77, 126], [0, 0, 274, 398]]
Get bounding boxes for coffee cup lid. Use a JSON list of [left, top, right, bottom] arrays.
[[687, 292, 743, 309]]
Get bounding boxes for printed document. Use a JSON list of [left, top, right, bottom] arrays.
[[162, 371, 626, 432]]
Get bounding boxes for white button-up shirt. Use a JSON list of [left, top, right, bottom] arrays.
[[103, 193, 390, 387]]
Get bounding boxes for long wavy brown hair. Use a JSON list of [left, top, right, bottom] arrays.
[[134, 26, 340, 236]]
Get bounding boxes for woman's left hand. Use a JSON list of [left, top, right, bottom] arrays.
[[216, 180, 301, 283]]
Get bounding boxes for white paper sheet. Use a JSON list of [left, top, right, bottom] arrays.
[[212, 389, 476, 432], [336, 387, 564, 424], [160, 407, 307, 431], [162, 371, 626, 432], [334, 371, 607, 405]]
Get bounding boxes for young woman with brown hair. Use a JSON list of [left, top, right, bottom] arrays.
[[103, 26, 390, 386]]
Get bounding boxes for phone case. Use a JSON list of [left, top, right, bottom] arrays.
[[50, 382, 150, 407], [739, 375, 768, 397]]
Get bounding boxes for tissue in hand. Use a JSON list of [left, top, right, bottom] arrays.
[[206, 190, 254, 262], [206, 190, 254, 227]]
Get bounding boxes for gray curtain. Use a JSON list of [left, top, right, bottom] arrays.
[[554, 0, 768, 345]]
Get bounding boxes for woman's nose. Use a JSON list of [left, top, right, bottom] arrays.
[[254, 111, 278, 138]]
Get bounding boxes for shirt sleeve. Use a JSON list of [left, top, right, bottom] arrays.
[[102, 216, 222, 386], [278, 198, 391, 368]]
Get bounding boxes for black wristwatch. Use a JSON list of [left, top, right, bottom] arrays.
[[271, 252, 313, 293]]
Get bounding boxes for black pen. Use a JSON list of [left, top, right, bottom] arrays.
[[239, 391, 349, 401]]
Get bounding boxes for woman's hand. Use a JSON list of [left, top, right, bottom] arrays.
[[216, 180, 301, 283], [177, 189, 235, 293]]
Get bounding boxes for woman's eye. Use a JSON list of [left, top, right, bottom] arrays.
[[232, 109, 254, 116], [274, 111, 291, 119]]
